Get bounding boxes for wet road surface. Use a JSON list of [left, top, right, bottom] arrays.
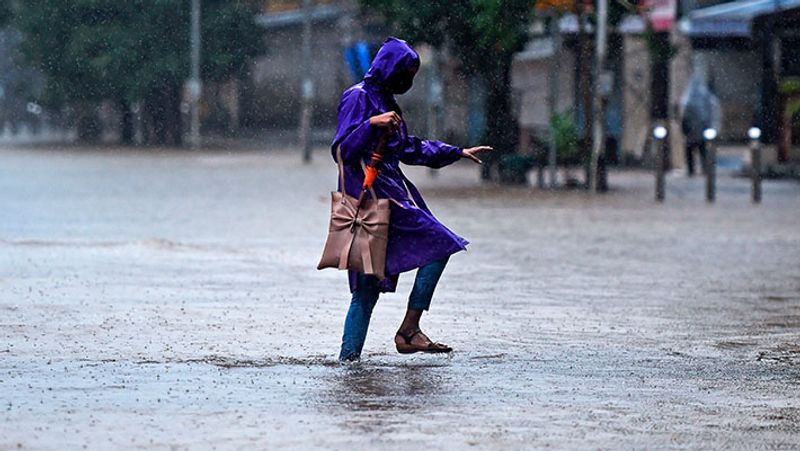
[[1, 147, 799, 449]]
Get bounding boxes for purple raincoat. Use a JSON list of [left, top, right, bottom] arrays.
[[331, 37, 469, 293]]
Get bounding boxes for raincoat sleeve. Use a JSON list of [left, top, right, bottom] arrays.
[[396, 135, 463, 169], [333, 89, 382, 164]]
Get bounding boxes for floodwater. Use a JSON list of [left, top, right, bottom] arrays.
[[1, 146, 799, 449]]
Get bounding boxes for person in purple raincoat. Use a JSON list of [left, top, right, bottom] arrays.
[[332, 37, 492, 361]]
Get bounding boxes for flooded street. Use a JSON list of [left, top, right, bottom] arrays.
[[1, 147, 799, 449]]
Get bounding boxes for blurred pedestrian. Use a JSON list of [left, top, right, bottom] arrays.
[[331, 37, 492, 362], [680, 75, 721, 177]]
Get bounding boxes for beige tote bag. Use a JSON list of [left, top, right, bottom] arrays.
[[317, 147, 391, 280]]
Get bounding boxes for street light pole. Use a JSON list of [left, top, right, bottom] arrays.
[[588, 0, 608, 192], [299, 0, 314, 163], [189, 0, 201, 149]]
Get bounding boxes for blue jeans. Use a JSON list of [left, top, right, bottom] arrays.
[[338, 257, 449, 361]]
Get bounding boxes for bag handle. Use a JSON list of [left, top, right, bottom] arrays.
[[399, 171, 420, 209], [336, 146, 378, 201], [335, 144, 410, 209]]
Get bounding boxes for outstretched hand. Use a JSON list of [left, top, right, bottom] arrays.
[[461, 146, 494, 164]]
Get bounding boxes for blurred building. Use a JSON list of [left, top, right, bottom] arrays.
[[244, 0, 473, 145], [512, 0, 799, 171], [238, 0, 799, 166], [243, 0, 347, 130], [512, 12, 681, 167], [681, 0, 800, 162]]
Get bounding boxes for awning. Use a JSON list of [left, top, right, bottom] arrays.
[[679, 0, 800, 38], [256, 4, 341, 29]]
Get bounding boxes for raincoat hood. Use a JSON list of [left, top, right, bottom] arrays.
[[364, 37, 420, 94]]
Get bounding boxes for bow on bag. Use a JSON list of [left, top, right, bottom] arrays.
[[331, 198, 389, 275]]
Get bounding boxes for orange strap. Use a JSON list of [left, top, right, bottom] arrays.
[[362, 164, 379, 189], [361, 133, 389, 190]]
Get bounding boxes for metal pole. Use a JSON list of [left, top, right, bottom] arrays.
[[654, 124, 667, 202], [704, 130, 717, 203], [189, 0, 201, 149], [749, 128, 762, 203], [547, 13, 561, 188], [588, 0, 608, 192], [299, 0, 314, 163]]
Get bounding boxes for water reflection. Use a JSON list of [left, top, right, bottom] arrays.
[[322, 360, 452, 432]]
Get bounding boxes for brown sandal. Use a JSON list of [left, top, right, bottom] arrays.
[[395, 329, 453, 354]]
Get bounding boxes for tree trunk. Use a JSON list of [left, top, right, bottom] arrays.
[[144, 83, 183, 146], [76, 103, 101, 143], [758, 20, 779, 147], [119, 98, 133, 145], [650, 32, 671, 171], [483, 53, 518, 183]]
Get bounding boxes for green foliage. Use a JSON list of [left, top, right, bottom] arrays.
[[14, 0, 263, 107], [609, 0, 636, 26], [359, 0, 532, 75], [607, 1, 629, 27], [360, 0, 534, 182], [0, 0, 11, 27], [781, 78, 800, 117], [644, 27, 677, 64], [549, 110, 582, 163], [779, 77, 800, 96]]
